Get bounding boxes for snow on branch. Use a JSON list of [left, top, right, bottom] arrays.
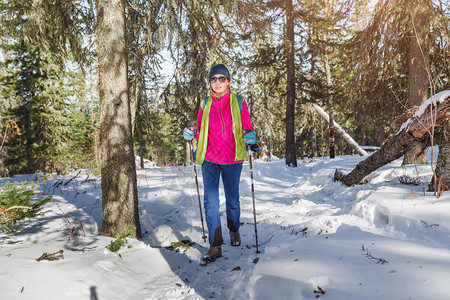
[[400, 90, 450, 138]]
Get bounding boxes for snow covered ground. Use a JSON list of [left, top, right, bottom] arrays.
[[2, 149, 450, 300]]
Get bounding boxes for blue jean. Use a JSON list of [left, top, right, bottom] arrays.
[[201, 160, 243, 247]]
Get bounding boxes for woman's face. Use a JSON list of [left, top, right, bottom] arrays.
[[210, 74, 229, 94]]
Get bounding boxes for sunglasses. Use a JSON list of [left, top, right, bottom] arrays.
[[210, 76, 227, 84]]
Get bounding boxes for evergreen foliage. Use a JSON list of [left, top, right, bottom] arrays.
[[0, 181, 51, 234], [0, 0, 448, 167], [106, 225, 137, 252], [0, 40, 96, 175], [346, 0, 449, 147]]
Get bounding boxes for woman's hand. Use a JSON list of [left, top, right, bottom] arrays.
[[183, 126, 198, 141], [243, 130, 257, 144]]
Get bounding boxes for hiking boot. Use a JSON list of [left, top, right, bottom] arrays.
[[230, 231, 241, 246], [203, 246, 222, 262]]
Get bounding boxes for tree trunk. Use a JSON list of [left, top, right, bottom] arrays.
[[402, 142, 428, 165], [97, 0, 142, 238], [329, 113, 335, 158], [403, 2, 429, 165], [43, 161, 53, 180], [378, 125, 386, 146], [323, 0, 335, 159], [136, 124, 144, 170], [91, 110, 102, 174], [335, 91, 449, 187], [0, 152, 6, 177], [335, 131, 429, 186], [324, 52, 335, 158], [0, 115, 6, 177], [429, 121, 450, 192], [130, 46, 145, 138], [285, 0, 297, 167], [311, 129, 317, 158]]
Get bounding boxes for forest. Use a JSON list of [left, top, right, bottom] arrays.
[[0, 0, 449, 237]]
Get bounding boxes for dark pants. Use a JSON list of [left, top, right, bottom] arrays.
[[201, 160, 243, 247]]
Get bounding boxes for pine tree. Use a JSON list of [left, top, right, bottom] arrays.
[[350, 0, 448, 151], [1, 41, 71, 176]]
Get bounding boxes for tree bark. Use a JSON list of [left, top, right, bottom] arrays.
[[136, 123, 144, 170], [335, 91, 449, 187], [285, 0, 297, 167], [311, 129, 317, 158], [0, 153, 6, 177], [403, 2, 429, 165], [43, 161, 53, 180], [428, 121, 450, 192], [334, 130, 429, 186], [97, 0, 142, 238], [0, 115, 7, 177], [323, 41, 334, 158]]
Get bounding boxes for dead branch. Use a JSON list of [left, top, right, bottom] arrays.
[[36, 250, 64, 262], [313, 104, 368, 156], [55, 203, 86, 237], [64, 170, 82, 186], [70, 246, 98, 252]]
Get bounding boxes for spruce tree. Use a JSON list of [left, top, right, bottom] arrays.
[[97, 0, 142, 238], [1, 39, 94, 176]]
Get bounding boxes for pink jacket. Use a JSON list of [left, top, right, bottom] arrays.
[[195, 91, 254, 164]]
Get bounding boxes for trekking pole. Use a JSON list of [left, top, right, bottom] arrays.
[[191, 140, 207, 242], [244, 130, 259, 254]]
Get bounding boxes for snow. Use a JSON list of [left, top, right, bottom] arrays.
[[2, 149, 450, 299], [399, 90, 450, 133]]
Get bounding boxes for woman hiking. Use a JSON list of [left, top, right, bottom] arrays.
[[183, 63, 257, 262]]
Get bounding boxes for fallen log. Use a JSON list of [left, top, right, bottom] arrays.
[[401, 91, 450, 139], [335, 90, 450, 186], [313, 104, 368, 156]]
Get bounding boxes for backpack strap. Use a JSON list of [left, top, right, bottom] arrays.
[[201, 96, 209, 110], [202, 94, 243, 112], [236, 95, 243, 112]]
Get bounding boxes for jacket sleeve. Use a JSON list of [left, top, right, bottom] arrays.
[[195, 105, 203, 140], [241, 99, 255, 133]]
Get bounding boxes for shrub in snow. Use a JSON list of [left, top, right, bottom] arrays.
[[107, 225, 136, 252], [0, 182, 51, 234]]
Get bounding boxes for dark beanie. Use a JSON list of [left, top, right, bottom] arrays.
[[208, 64, 231, 81]]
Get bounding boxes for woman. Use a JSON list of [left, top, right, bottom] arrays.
[[183, 63, 257, 262]]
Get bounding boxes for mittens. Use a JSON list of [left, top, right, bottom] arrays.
[[243, 130, 257, 144], [183, 126, 198, 141]]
